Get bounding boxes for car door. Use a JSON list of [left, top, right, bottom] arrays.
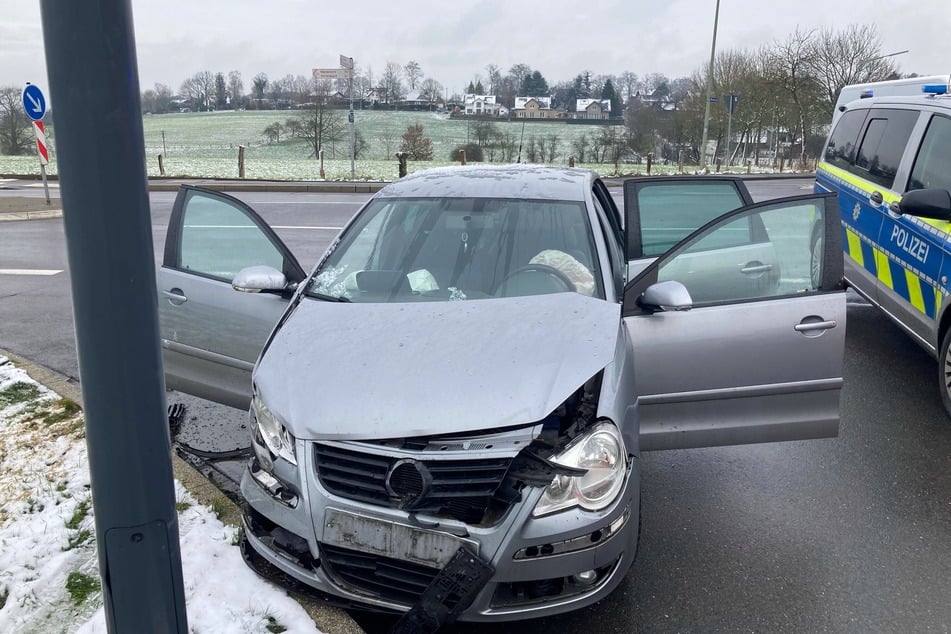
[[623, 176, 753, 279], [158, 186, 305, 410], [623, 190, 846, 450]]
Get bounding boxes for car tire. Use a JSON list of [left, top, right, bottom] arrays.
[[939, 328, 951, 420], [810, 227, 823, 290]]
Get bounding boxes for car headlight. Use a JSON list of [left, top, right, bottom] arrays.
[[532, 421, 626, 517], [251, 394, 297, 466]]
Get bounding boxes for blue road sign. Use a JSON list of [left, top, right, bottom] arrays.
[[22, 84, 47, 121]]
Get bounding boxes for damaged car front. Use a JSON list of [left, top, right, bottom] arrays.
[[238, 167, 643, 622]]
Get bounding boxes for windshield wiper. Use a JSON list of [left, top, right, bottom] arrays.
[[306, 290, 351, 302]]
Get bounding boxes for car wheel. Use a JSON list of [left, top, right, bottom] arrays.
[[939, 328, 951, 420], [810, 228, 823, 290]]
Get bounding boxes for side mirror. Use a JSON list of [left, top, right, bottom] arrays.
[[898, 188, 951, 221], [232, 265, 290, 293], [639, 280, 693, 312]]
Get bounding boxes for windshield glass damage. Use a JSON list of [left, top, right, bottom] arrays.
[[305, 196, 602, 302]]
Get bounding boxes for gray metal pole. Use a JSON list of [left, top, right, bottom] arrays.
[[699, 0, 721, 169], [725, 94, 734, 167], [38, 1, 188, 632]]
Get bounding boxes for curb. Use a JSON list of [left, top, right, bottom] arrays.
[[0, 208, 63, 222], [0, 347, 365, 634]]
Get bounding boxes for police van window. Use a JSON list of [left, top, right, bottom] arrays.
[[851, 109, 918, 189], [909, 115, 951, 193], [824, 109, 866, 170]]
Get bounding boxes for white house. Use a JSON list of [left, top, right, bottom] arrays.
[[575, 99, 612, 119], [464, 94, 503, 116]]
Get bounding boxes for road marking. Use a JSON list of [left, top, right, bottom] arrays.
[[184, 224, 342, 230], [273, 225, 342, 230], [0, 269, 63, 276], [23, 182, 59, 188]]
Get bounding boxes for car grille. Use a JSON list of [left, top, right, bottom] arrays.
[[314, 443, 513, 524], [319, 542, 440, 607]]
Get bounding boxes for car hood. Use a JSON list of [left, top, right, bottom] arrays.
[[254, 292, 620, 440]]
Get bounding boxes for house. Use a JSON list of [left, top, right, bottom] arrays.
[[575, 99, 612, 119], [464, 94, 504, 116], [514, 96, 555, 119]]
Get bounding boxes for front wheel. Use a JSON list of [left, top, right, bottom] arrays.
[[938, 328, 951, 419]]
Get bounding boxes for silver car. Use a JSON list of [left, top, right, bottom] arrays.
[[158, 166, 846, 624]]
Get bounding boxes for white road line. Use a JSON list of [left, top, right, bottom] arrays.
[[184, 224, 342, 230], [23, 183, 59, 188], [273, 225, 342, 230], [0, 269, 63, 276]]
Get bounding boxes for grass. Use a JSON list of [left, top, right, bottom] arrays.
[[65, 571, 101, 606], [208, 498, 228, 520], [65, 497, 91, 530], [265, 615, 288, 633], [0, 382, 41, 408], [41, 398, 82, 426], [64, 529, 92, 551], [175, 501, 191, 512]]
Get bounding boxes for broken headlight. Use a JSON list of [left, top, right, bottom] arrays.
[[251, 394, 297, 466], [532, 422, 625, 517]]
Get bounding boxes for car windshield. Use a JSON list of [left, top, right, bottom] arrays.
[[306, 196, 602, 302]]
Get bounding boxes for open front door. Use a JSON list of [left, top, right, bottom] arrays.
[[158, 186, 305, 410], [623, 192, 846, 450]]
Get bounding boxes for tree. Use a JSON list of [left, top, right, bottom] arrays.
[[419, 78, 443, 104], [380, 62, 405, 106], [475, 80, 485, 94], [0, 86, 32, 155], [485, 64, 502, 95], [252, 73, 268, 100], [263, 122, 283, 143], [298, 99, 346, 159], [228, 71, 244, 109], [508, 64, 531, 90], [618, 71, 640, 101], [601, 78, 621, 116], [521, 71, 549, 96], [806, 23, 899, 116], [141, 83, 173, 114], [214, 72, 228, 110], [467, 81, 476, 94], [400, 123, 433, 160], [404, 61, 423, 91]]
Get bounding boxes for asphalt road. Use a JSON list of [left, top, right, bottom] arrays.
[[1, 177, 948, 632]]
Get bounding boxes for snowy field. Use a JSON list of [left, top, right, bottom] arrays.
[[0, 356, 323, 634]]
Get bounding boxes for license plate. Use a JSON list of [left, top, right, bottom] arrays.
[[321, 508, 478, 568]]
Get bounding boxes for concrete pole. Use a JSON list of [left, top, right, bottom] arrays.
[[699, 0, 721, 169], [38, 1, 187, 631]]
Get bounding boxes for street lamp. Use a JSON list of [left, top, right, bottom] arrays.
[[699, 0, 721, 169]]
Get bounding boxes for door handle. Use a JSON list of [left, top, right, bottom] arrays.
[[740, 263, 773, 274], [870, 191, 884, 206], [794, 320, 836, 333], [162, 288, 187, 305]]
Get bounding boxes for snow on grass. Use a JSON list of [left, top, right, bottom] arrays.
[[0, 356, 322, 634]]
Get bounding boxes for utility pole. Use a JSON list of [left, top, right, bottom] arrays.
[[699, 0, 721, 169], [38, 1, 187, 631]]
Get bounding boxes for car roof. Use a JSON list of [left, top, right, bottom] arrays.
[[843, 94, 951, 112], [374, 164, 595, 202]]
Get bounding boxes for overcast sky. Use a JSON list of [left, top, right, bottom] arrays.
[[1, 0, 947, 97]]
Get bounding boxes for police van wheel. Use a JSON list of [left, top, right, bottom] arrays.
[[810, 229, 823, 290], [939, 328, 951, 419]]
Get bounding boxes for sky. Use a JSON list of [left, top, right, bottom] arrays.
[[0, 0, 948, 98], [0, 357, 324, 633]]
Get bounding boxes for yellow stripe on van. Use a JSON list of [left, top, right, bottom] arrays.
[[846, 230, 864, 266], [905, 269, 926, 313], [937, 288, 944, 315], [875, 249, 893, 288]]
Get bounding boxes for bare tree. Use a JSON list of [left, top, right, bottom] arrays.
[[214, 72, 228, 109], [807, 24, 900, 116], [618, 71, 640, 101], [227, 71, 244, 109], [298, 99, 346, 159], [251, 73, 268, 100], [767, 30, 824, 167], [419, 78, 443, 105], [0, 86, 32, 155], [485, 64, 502, 95], [400, 123, 434, 160], [404, 61, 423, 91], [380, 62, 405, 107]]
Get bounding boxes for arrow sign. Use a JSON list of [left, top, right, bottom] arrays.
[[22, 84, 47, 121], [313, 68, 348, 80]]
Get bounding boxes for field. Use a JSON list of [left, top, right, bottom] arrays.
[[0, 109, 691, 181]]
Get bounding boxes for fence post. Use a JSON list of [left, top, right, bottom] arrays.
[[157, 154, 165, 177], [396, 152, 407, 178], [238, 145, 245, 178], [459, 149, 466, 166], [678, 151, 684, 173], [646, 153, 653, 176], [746, 159, 752, 175], [319, 149, 325, 179], [568, 155, 575, 168], [779, 155, 785, 173]]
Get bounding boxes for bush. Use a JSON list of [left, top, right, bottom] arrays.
[[450, 143, 484, 162]]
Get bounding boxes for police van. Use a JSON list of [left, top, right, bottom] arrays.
[[815, 77, 951, 416]]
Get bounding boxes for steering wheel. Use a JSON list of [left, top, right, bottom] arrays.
[[494, 264, 576, 296]]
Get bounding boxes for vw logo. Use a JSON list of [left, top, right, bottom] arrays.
[[385, 459, 433, 509]]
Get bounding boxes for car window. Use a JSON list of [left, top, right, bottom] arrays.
[[178, 190, 284, 281], [850, 109, 918, 189], [308, 197, 603, 302], [590, 190, 624, 295], [823, 109, 866, 170], [909, 114, 951, 192], [636, 182, 747, 256], [657, 199, 821, 305]]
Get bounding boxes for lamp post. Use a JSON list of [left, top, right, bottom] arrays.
[[699, 0, 721, 169]]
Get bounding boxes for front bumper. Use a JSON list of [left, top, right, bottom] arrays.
[[239, 447, 640, 622]]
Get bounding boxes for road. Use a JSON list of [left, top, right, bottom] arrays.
[[1, 177, 949, 632]]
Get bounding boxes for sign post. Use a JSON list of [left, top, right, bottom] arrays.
[[313, 57, 356, 180], [22, 83, 51, 204]]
